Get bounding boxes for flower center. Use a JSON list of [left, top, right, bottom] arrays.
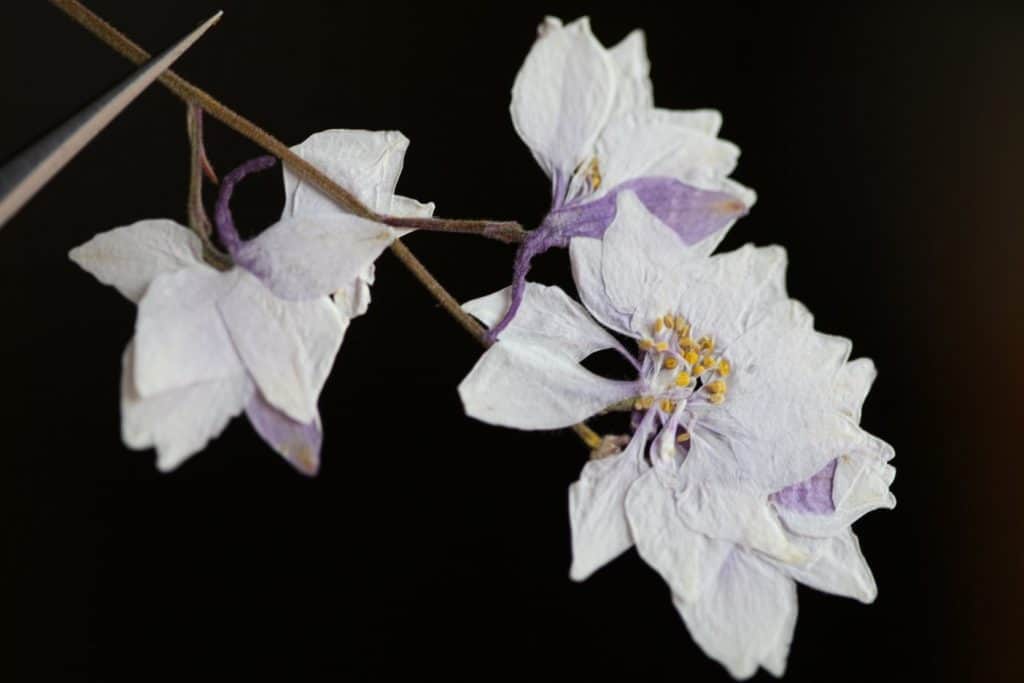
[[634, 313, 732, 417]]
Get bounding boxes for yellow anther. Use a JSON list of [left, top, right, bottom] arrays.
[[677, 323, 691, 338], [701, 355, 717, 368], [639, 339, 654, 351], [683, 350, 699, 365], [675, 371, 692, 387], [708, 380, 727, 394], [718, 359, 732, 377], [693, 364, 706, 375], [653, 317, 665, 335], [633, 399, 644, 410], [677, 432, 690, 443], [640, 396, 655, 409], [663, 357, 679, 370], [675, 316, 689, 331], [709, 392, 726, 405], [664, 315, 675, 330], [698, 336, 715, 352], [586, 157, 602, 190], [654, 341, 669, 352]]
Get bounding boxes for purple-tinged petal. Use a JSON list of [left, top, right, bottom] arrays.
[[246, 391, 322, 476], [771, 459, 838, 514]]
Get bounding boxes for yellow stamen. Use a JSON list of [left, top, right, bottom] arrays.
[[693, 364, 706, 375], [640, 396, 655, 409], [653, 317, 664, 335], [718, 359, 731, 377], [586, 157, 602, 190], [639, 339, 654, 351], [675, 371, 691, 387], [664, 315, 675, 330], [663, 357, 679, 369], [701, 355, 717, 368], [709, 392, 726, 405], [698, 336, 715, 352], [660, 398, 676, 413], [654, 340, 669, 352], [675, 316, 688, 331], [683, 350, 699, 365], [633, 399, 644, 410], [677, 432, 690, 443], [708, 380, 727, 394]]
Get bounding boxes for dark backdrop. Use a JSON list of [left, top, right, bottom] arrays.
[[2, 1, 1022, 680]]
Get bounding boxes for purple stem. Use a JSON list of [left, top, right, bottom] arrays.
[[214, 155, 278, 256]]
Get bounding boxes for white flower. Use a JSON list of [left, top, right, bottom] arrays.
[[490, 15, 756, 339], [458, 191, 895, 679], [70, 129, 432, 474]]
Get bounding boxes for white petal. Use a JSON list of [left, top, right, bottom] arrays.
[[774, 529, 878, 603], [625, 469, 732, 601], [134, 266, 246, 396], [245, 392, 323, 476], [666, 109, 723, 136], [463, 283, 623, 361], [607, 29, 653, 117], [218, 271, 344, 424], [834, 357, 877, 421], [458, 341, 637, 430], [567, 236, 634, 336], [69, 219, 204, 303], [596, 109, 742, 197], [283, 129, 414, 217], [510, 16, 616, 180], [120, 341, 252, 471], [675, 550, 798, 680], [235, 213, 397, 301], [568, 422, 653, 581]]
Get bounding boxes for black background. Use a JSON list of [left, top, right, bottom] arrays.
[[3, 1, 1023, 680]]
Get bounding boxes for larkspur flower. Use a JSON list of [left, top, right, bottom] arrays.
[[70, 129, 432, 474], [490, 15, 756, 339], [458, 192, 895, 679]]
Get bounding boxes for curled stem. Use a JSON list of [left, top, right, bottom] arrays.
[[49, 0, 599, 449]]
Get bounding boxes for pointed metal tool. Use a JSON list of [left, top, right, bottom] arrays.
[[0, 11, 222, 229]]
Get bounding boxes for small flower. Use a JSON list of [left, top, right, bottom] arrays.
[[459, 192, 894, 679], [490, 16, 756, 339], [70, 129, 431, 474]]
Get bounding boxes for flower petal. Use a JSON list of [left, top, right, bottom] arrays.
[[625, 469, 732, 601], [463, 283, 623, 361], [834, 357, 877, 421], [134, 266, 246, 396], [218, 271, 344, 424], [282, 129, 421, 217], [773, 529, 878, 603], [510, 16, 616, 180], [675, 550, 798, 679], [567, 236, 634, 336], [569, 412, 655, 580], [120, 341, 252, 472], [458, 341, 638, 430], [234, 213, 397, 301], [246, 391, 323, 476], [607, 29, 653, 117], [69, 219, 205, 303]]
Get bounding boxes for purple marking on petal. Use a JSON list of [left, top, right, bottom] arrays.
[[245, 391, 322, 476], [771, 459, 838, 514], [618, 177, 748, 246], [214, 155, 278, 257]]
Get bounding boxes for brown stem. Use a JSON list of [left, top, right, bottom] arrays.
[[48, 0, 598, 448], [382, 217, 527, 244]]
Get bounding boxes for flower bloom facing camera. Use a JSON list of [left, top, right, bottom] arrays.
[[489, 15, 757, 339], [459, 192, 895, 679], [70, 129, 432, 475]]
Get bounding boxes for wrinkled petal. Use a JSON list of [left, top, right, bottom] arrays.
[[120, 341, 252, 472], [569, 411, 655, 580], [283, 129, 421, 217], [625, 469, 732, 601], [69, 219, 205, 303], [772, 459, 838, 514], [675, 550, 798, 680], [567, 236, 634, 336], [235, 214, 397, 301], [218, 271, 344, 423], [773, 529, 878, 603], [459, 341, 638, 430], [134, 266, 245, 396], [607, 29, 653, 117], [246, 391, 323, 476], [463, 283, 623, 361], [834, 357, 877, 421], [511, 16, 616, 180]]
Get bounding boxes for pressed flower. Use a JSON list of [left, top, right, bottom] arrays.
[[70, 129, 432, 474], [459, 192, 894, 679], [490, 15, 756, 339]]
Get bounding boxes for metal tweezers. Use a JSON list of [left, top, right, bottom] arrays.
[[0, 12, 222, 229]]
